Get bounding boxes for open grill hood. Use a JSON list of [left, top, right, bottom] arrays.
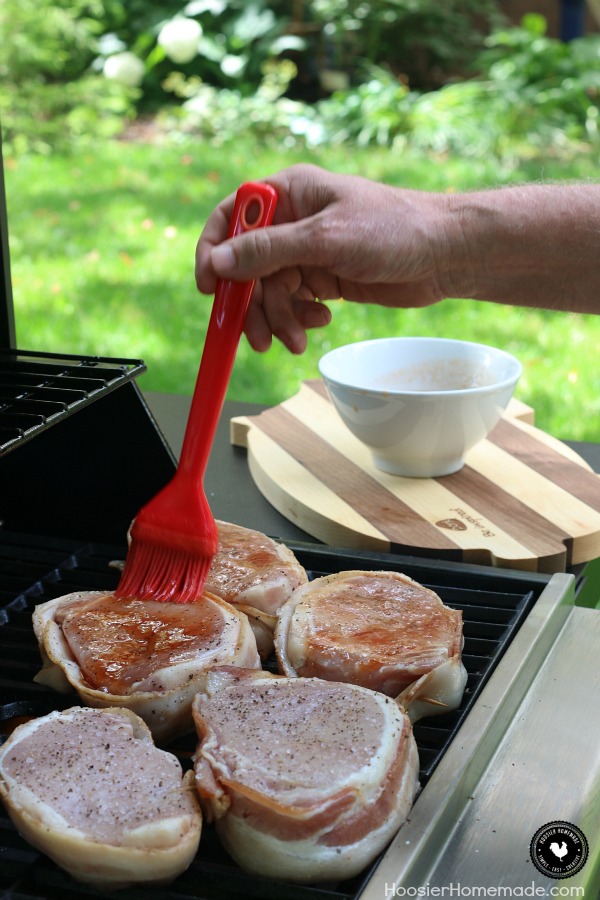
[[0, 349, 176, 544]]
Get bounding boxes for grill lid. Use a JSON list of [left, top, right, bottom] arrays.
[[0, 351, 176, 544], [0, 349, 146, 456]]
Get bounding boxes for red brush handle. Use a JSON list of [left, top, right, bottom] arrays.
[[178, 182, 277, 480]]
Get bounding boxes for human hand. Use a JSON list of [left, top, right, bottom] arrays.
[[195, 164, 451, 353]]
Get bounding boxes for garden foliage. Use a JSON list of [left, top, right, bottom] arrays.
[[1, 1, 599, 164], [0, 0, 140, 153], [3, 2, 600, 442]]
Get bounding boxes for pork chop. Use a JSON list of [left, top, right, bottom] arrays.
[[206, 520, 307, 613], [274, 570, 467, 722], [204, 521, 308, 657], [0, 706, 201, 889], [113, 521, 308, 657], [33, 590, 260, 742], [192, 666, 419, 883]]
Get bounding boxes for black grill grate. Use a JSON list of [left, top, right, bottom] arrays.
[[0, 350, 146, 456], [0, 534, 553, 900]]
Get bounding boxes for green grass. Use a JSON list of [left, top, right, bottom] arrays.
[[4, 136, 600, 442]]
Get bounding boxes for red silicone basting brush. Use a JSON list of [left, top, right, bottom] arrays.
[[115, 181, 278, 603]]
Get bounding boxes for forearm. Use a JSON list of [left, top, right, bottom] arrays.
[[439, 184, 600, 314]]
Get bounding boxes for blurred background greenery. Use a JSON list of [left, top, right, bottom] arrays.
[[1, 0, 599, 440]]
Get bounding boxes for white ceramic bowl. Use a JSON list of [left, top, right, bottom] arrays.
[[318, 337, 522, 478]]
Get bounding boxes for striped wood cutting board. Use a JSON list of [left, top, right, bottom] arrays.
[[230, 380, 600, 573]]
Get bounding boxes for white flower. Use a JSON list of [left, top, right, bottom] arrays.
[[183, 86, 216, 116], [103, 52, 145, 87], [220, 54, 246, 77], [158, 17, 202, 64], [98, 33, 127, 56]]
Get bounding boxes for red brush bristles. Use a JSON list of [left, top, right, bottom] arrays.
[[116, 539, 214, 604], [114, 475, 219, 604]]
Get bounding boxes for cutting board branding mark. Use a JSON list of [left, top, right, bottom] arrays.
[[443, 509, 495, 537], [436, 518, 468, 532]]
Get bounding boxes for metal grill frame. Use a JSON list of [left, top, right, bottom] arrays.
[[0, 349, 147, 456]]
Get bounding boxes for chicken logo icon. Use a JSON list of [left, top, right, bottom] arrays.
[[530, 821, 589, 879], [550, 841, 568, 861]]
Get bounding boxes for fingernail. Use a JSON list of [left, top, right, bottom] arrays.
[[211, 243, 236, 274], [281, 331, 306, 354], [304, 305, 331, 327]]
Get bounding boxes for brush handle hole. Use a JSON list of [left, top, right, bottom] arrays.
[[241, 195, 265, 230]]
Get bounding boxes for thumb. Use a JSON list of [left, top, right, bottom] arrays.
[[210, 221, 316, 282]]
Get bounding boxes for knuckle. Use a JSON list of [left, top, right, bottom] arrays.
[[240, 228, 273, 271]]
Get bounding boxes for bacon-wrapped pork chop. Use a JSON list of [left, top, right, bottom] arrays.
[[0, 706, 201, 889], [206, 521, 307, 614], [32, 590, 260, 742], [275, 570, 467, 722], [205, 521, 308, 656], [192, 666, 419, 883], [112, 521, 308, 658]]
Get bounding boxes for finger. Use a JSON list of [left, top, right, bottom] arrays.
[[262, 269, 331, 353], [210, 217, 332, 284], [195, 241, 218, 295], [245, 297, 307, 354], [292, 299, 332, 332], [243, 268, 304, 353], [243, 285, 273, 353], [195, 192, 237, 293], [290, 267, 342, 302], [260, 270, 311, 354]]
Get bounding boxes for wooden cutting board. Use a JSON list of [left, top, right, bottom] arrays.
[[230, 380, 600, 574]]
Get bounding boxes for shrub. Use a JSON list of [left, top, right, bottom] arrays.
[[119, 0, 306, 109], [473, 13, 600, 146], [158, 58, 321, 146], [306, 0, 505, 90], [0, 0, 138, 153], [313, 15, 600, 161]]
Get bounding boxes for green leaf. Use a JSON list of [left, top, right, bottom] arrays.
[[521, 13, 547, 37]]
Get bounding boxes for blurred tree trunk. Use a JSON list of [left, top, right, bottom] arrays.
[[588, 0, 600, 24]]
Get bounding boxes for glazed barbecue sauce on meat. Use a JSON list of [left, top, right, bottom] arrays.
[[58, 594, 226, 695], [207, 546, 276, 597], [206, 526, 296, 601], [298, 575, 462, 672]]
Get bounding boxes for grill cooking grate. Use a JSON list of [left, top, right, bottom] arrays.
[[0, 350, 145, 456], [0, 534, 553, 900]]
